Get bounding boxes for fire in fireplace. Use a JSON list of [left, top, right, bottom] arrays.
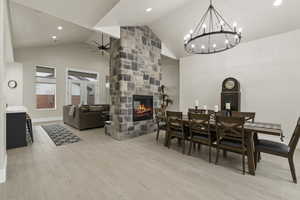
[[133, 95, 153, 121]]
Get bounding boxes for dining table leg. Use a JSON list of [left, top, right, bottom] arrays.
[[247, 132, 256, 176], [164, 131, 169, 147]]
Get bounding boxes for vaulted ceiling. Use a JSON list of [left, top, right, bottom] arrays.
[[10, 0, 300, 58], [150, 0, 300, 58], [11, 2, 93, 48], [11, 0, 120, 28]]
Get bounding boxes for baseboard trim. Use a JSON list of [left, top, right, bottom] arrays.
[[32, 116, 63, 123], [0, 153, 7, 184]]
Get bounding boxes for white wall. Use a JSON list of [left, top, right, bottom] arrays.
[[180, 29, 300, 143], [161, 56, 180, 111], [1, 0, 13, 183], [0, 0, 6, 184], [14, 43, 110, 120], [5, 62, 23, 106]]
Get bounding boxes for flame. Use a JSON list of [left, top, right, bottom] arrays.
[[135, 104, 151, 114]]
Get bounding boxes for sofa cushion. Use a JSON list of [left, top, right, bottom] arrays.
[[80, 105, 90, 112], [89, 105, 104, 112]]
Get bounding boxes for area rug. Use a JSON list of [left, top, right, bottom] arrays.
[[42, 124, 81, 146]]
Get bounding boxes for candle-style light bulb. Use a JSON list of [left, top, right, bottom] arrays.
[[190, 29, 194, 34], [220, 20, 224, 31], [191, 44, 195, 48], [238, 28, 243, 34], [234, 35, 239, 43], [185, 34, 191, 41], [233, 22, 237, 32], [213, 44, 216, 48], [202, 24, 207, 33], [225, 39, 229, 48], [201, 45, 205, 49]]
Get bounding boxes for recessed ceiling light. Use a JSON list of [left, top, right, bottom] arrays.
[[52, 35, 57, 40], [57, 26, 63, 30], [273, 0, 282, 7], [146, 8, 152, 12]]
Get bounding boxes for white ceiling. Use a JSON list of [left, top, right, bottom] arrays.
[[9, 0, 300, 58], [11, 0, 120, 28], [10, 2, 94, 49], [150, 0, 300, 57], [95, 0, 193, 27]]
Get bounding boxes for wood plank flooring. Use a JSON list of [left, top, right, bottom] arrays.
[[0, 122, 299, 200]]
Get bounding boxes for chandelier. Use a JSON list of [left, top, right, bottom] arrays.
[[184, 0, 242, 54]]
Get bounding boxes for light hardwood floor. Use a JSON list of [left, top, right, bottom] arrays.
[[0, 122, 299, 200]]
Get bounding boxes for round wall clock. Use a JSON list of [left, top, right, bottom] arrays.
[[8, 80, 17, 89]]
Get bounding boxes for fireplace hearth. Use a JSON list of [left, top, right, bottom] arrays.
[[133, 95, 153, 122]]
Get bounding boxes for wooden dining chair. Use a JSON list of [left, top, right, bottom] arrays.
[[255, 117, 300, 183], [215, 115, 247, 174], [166, 111, 186, 154], [188, 113, 216, 162], [223, 111, 256, 158], [154, 108, 167, 143]]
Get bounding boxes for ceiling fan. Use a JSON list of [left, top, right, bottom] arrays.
[[92, 32, 111, 56]]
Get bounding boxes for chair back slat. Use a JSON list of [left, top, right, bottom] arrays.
[[216, 115, 245, 143], [289, 117, 300, 153], [166, 111, 183, 131], [189, 113, 210, 134]]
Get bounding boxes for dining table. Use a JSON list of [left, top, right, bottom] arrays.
[[164, 115, 283, 176]]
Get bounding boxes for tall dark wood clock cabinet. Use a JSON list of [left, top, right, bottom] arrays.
[[221, 77, 241, 111]]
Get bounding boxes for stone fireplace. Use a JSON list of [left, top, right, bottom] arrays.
[[133, 95, 153, 122], [109, 26, 161, 140]]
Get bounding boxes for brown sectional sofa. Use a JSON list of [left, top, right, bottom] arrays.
[[63, 104, 110, 130]]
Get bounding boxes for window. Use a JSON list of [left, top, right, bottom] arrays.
[[66, 69, 99, 105], [35, 66, 56, 109]]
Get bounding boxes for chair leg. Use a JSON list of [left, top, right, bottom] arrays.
[[209, 145, 212, 163], [197, 144, 202, 152], [26, 119, 33, 143], [288, 157, 297, 184], [215, 147, 220, 164], [167, 135, 171, 149], [188, 140, 193, 155], [223, 150, 227, 158], [182, 139, 185, 154], [177, 138, 181, 146], [156, 128, 160, 142], [29, 119, 33, 142], [242, 152, 245, 175], [254, 151, 258, 169]]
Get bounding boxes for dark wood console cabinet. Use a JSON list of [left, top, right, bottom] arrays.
[[6, 112, 27, 149]]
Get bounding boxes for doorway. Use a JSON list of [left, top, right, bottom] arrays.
[[66, 69, 99, 105]]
